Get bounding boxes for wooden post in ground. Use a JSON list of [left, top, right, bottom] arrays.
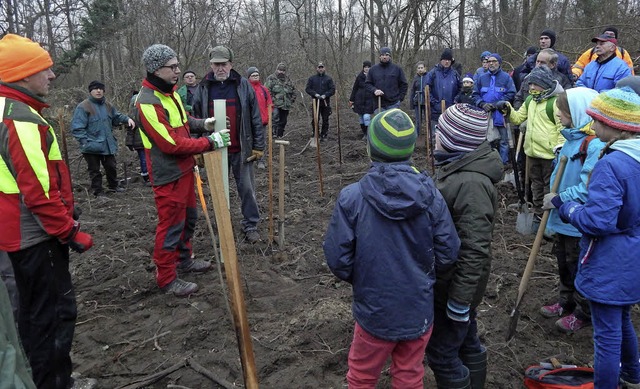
[[335, 91, 342, 166], [275, 140, 289, 247], [267, 106, 274, 243], [202, 151, 259, 389], [313, 99, 324, 196]]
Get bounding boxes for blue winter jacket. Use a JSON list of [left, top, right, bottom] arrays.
[[323, 162, 460, 341], [557, 139, 640, 305], [426, 64, 461, 118], [576, 55, 632, 92], [71, 97, 130, 155], [547, 88, 605, 237], [472, 69, 516, 127]]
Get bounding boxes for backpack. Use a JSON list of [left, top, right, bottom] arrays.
[[570, 135, 596, 165], [524, 95, 556, 123], [524, 365, 594, 389]]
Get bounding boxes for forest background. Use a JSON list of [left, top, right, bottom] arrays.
[[1, 0, 640, 118]]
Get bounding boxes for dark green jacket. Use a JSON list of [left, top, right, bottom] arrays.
[[433, 142, 503, 308]]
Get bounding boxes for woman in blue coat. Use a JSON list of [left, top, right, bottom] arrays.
[[549, 87, 640, 389]]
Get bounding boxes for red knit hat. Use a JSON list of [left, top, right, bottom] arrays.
[[0, 34, 53, 83]]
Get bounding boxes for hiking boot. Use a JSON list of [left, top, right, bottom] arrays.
[[161, 278, 198, 297], [177, 258, 212, 273], [108, 186, 125, 193], [540, 302, 564, 318], [71, 372, 97, 389], [555, 313, 590, 333], [257, 161, 266, 170], [245, 230, 260, 243]]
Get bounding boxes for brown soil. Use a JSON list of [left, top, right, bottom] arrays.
[[65, 108, 601, 388]]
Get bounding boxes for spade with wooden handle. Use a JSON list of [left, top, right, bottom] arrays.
[[275, 140, 289, 247], [506, 155, 568, 342]]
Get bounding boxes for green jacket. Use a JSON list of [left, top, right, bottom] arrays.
[[433, 142, 503, 309], [0, 279, 36, 389], [264, 73, 296, 110], [177, 84, 193, 114]]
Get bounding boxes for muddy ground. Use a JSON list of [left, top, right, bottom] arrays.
[[60, 107, 609, 388]]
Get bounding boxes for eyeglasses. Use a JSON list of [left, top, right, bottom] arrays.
[[250, 73, 260, 78], [161, 63, 180, 72], [486, 60, 499, 64]]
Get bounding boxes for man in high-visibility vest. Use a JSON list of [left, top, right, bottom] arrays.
[[136, 44, 230, 297], [0, 33, 94, 389]]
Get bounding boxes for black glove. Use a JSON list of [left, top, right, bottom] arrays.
[[73, 205, 83, 220], [495, 101, 510, 115], [481, 102, 496, 112]]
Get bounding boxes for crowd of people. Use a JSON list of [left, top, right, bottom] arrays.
[[0, 25, 639, 388]]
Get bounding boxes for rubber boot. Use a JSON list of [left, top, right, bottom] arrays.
[[434, 366, 471, 389], [461, 349, 487, 389]]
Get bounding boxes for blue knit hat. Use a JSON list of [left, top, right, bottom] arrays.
[[367, 109, 416, 162], [480, 51, 492, 61], [489, 53, 502, 64]]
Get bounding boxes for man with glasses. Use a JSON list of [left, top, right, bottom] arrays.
[[137, 44, 231, 297], [192, 46, 265, 243], [576, 33, 632, 92], [178, 70, 198, 114]]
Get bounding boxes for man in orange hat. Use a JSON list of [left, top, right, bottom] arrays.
[[0, 34, 94, 389]]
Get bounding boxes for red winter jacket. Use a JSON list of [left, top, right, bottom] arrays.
[[249, 79, 273, 125], [0, 84, 75, 251]]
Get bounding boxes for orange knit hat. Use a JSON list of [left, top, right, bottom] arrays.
[[0, 34, 53, 83]]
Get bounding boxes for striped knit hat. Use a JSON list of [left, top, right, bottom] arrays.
[[437, 104, 489, 152], [367, 109, 416, 162], [586, 87, 640, 132]]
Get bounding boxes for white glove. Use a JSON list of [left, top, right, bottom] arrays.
[[320, 95, 326, 99], [542, 192, 557, 210], [204, 117, 216, 131], [208, 129, 231, 149], [314, 93, 320, 98], [553, 145, 563, 155]]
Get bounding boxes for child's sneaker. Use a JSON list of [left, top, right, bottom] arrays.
[[540, 302, 564, 318], [555, 314, 590, 333]]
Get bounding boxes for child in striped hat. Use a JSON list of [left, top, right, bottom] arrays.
[[549, 86, 640, 388], [426, 103, 503, 388], [324, 108, 460, 389]]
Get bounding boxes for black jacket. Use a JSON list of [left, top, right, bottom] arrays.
[[349, 71, 375, 115], [365, 61, 408, 107], [305, 72, 336, 105]]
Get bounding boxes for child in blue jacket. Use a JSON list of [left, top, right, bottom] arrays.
[[323, 109, 460, 389], [540, 87, 605, 334], [550, 87, 640, 389]]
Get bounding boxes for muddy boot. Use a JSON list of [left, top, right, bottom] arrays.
[[461, 349, 487, 389], [434, 366, 471, 389]]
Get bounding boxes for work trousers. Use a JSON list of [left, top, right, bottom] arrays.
[[9, 239, 77, 389], [527, 156, 553, 216], [229, 152, 260, 232], [152, 173, 197, 288], [272, 108, 290, 137], [83, 153, 118, 195], [553, 234, 591, 320]]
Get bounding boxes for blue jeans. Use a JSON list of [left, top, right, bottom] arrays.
[[229, 152, 260, 232], [426, 306, 483, 379], [413, 105, 426, 132], [590, 301, 640, 388], [358, 113, 371, 127], [373, 101, 400, 115], [496, 125, 510, 164], [136, 149, 148, 176]]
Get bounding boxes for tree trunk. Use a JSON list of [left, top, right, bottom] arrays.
[[459, 0, 466, 49]]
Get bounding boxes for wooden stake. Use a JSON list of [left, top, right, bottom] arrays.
[[275, 140, 289, 247], [335, 91, 342, 166], [424, 86, 434, 173], [313, 99, 324, 196], [202, 151, 259, 389], [267, 105, 274, 243], [377, 95, 381, 112]]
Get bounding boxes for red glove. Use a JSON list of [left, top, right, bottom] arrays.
[[70, 231, 93, 253]]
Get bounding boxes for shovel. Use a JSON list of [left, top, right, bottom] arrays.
[[510, 128, 535, 235], [506, 155, 568, 342]]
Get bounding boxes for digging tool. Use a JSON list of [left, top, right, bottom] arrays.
[[313, 98, 324, 196], [506, 155, 568, 342], [275, 140, 289, 247], [335, 90, 342, 165], [202, 151, 259, 389], [310, 98, 319, 149], [377, 95, 381, 112], [440, 99, 446, 117], [511, 130, 534, 235], [267, 106, 274, 243], [424, 86, 435, 172]]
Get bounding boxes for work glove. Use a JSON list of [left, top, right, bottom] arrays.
[[207, 129, 231, 150], [480, 102, 496, 113], [543, 192, 559, 210], [63, 221, 94, 253], [315, 93, 320, 98], [204, 117, 216, 131], [447, 299, 470, 323], [348, 101, 354, 108], [247, 149, 264, 162], [495, 100, 510, 115], [320, 95, 326, 100], [73, 205, 83, 221]]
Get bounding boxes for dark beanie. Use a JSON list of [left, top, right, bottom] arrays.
[[603, 26, 618, 39], [88, 80, 105, 92], [527, 65, 555, 90], [367, 109, 416, 162], [182, 70, 196, 78], [437, 104, 489, 152], [540, 29, 556, 48], [441, 48, 454, 61], [525, 46, 537, 56], [276, 62, 287, 71], [246, 66, 259, 77], [363, 60, 372, 68]]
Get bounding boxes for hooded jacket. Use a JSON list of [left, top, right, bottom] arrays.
[[547, 88, 606, 237], [433, 142, 503, 308], [323, 162, 460, 341], [557, 138, 640, 305], [71, 96, 130, 155], [426, 64, 461, 118], [507, 81, 565, 159], [249, 79, 273, 125], [349, 70, 375, 115]]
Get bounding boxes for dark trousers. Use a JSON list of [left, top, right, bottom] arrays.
[[83, 153, 118, 195], [310, 101, 331, 137], [9, 239, 77, 389], [527, 156, 554, 216], [273, 108, 290, 137], [426, 306, 483, 380], [553, 234, 591, 320]]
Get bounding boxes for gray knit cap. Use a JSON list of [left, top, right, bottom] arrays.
[[526, 65, 555, 90], [246, 66, 259, 77], [142, 44, 177, 74]]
